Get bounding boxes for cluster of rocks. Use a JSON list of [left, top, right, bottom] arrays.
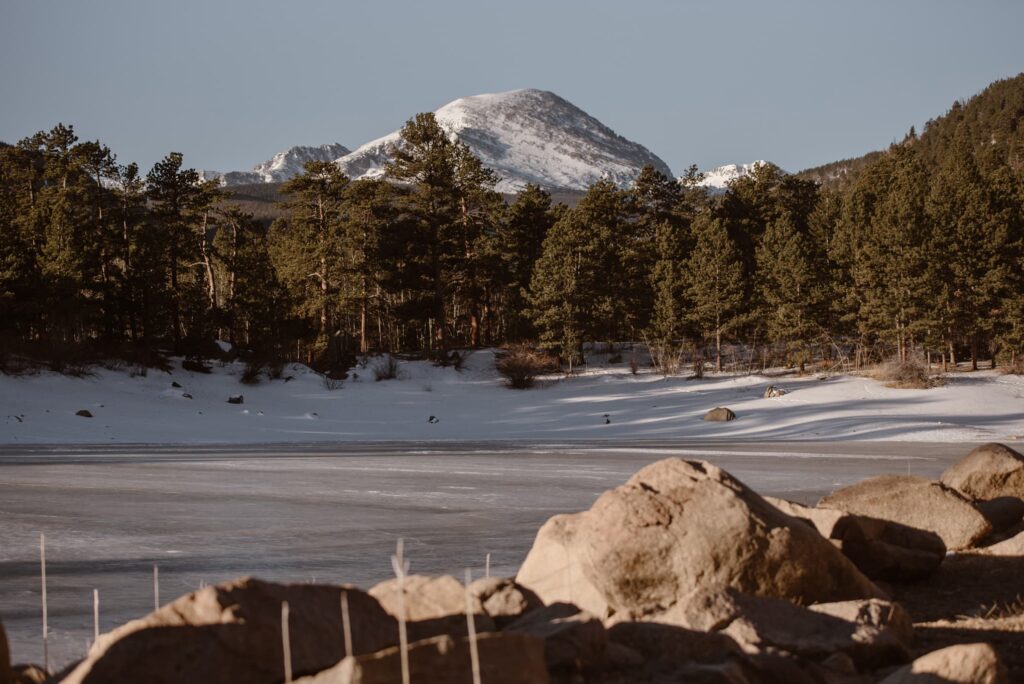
[[3, 443, 1023, 683]]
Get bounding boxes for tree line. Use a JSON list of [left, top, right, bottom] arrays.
[[2, 114, 1023, 377]]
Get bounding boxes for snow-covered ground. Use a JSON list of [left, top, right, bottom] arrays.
[[2, 350, 1023, 445]]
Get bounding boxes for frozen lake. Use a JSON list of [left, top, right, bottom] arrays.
[[0, 439, 976, 669]]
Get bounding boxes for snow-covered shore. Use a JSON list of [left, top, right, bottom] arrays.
[[2, 350, 1023, 445]]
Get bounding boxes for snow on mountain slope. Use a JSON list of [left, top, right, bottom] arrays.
[[334, 89, 673, 193], [204, 143, 350, 186], [692, 160, 783, 193]]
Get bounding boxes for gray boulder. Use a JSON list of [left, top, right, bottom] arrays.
[[704, 407, 737, 421]]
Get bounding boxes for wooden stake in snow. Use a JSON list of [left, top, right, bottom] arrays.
[[340, 590, 353, 658], [93, 589, 100, 646], [390, 538, 410, 684], [485, 553, 491, 579], [281, 601, 293, 683], [40, 533, 48, 673], [153, 564, 160, 611], [465, 568, 481, 684]]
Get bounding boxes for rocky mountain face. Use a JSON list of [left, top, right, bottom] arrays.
[[334, 88, 673, 193], [203, 143, 350, 186]]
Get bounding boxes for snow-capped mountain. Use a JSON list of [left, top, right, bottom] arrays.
[[691, 160, 781, 193], [334, 89, 672, 193], [204, 143, 350, 186]]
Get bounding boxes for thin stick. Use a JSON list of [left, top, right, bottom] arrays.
[[341, 590, 353, 658], [93, 589, 100, 646], [485, 553, 491, 579], [40, 533, 48, 673], [281, 601, 292, 683], [153, 564, 160, 611], [390, 538, 410, 684], [465, 568, 481, 684]]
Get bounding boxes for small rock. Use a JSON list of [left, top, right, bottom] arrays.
[[182, 393, 193, 400], [428, 416, 439, 424], [171, 381, 182, 388], [226, 395, 243, 405], [369, 575, 493, 641], [75, 409, 93, 418], [878, 642, 1008, 683], [704, 407, 736, 422], [763, 385, 788, 398], [468, 577, 542, 628]]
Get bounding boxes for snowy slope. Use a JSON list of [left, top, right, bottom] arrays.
[[335, 89, 673, 193], [693, 160, 782, 193], [203, 143, 350, 186], [3, 354, 1023, 445]]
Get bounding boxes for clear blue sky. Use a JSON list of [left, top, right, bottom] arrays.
[[2, 1, 1022, 176]]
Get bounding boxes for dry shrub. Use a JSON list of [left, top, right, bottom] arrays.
[[872, 356, 935, 389], [496, 345, 559, 389], [373, 355, 400, 381]]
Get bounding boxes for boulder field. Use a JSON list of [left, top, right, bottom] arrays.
[[4, 445, 1022, 683]]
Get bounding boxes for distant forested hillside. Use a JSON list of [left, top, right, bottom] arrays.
[[799, 73, 1024, 188]]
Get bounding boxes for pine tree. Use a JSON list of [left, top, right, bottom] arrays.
[[272, 160, 350, 362], [684, 214, 745, 372], [755, 213, 828, 371]]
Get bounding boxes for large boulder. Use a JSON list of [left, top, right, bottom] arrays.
[[878, 643, 1007, 683], [651, 587, 910, 671], [819, 475, 992, 550], [369, 574, 494, 640], [468, 577, 542, 628], [516, 459, 883, 621], [295, 632, 549, 684], [940, 443, 1024, 501], [767, 496, 945, 581], [58, 577, 397, 684], [503, 602, 607, 672]]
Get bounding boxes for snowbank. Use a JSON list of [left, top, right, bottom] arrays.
[[2, 351, 1023, 445]]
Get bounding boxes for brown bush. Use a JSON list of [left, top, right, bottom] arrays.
[[872, 356, 937, 389], [496, 345, 559, 389]]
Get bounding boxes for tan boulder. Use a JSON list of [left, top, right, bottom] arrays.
[[295, 632, 549, 684], [468, 577, 542, 628], [981, 529, 1024, 556], [767, 496, 945, 581], [940, 443, 1024, 501], [503, 602, 607, 672], [58, 577, 397, 684], [606, 621, 743, 665], [878, 643, 1007, 683], [806, 598, 913, 648], [516, 459, 882, 619], [653, 588, 909, 671], [369, 574, 494, 640], [818, 475, 992, 550]]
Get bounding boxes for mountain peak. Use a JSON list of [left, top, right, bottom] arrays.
[[206, 143, 350, 186], [691, 160, 783, 193], [336, 89, 672, 193]]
